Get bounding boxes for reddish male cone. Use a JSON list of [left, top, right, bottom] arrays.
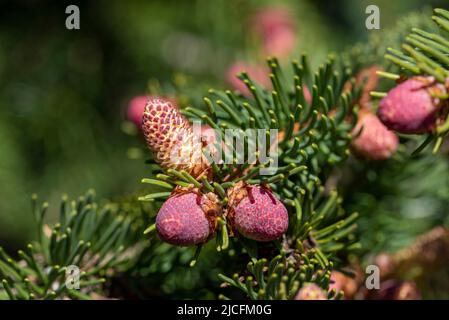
[[294, 283, 327, 300], [227, 182, 288, 242], [156, 191, 220, 246], [142, 97, 208, 176], [126, 95, 148, 128], [226, 62, 271, 97], [378, 76, 448, 134], [351, 110, 398, 160]]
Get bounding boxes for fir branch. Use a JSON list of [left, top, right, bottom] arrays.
[[0, 191, 142, 300]]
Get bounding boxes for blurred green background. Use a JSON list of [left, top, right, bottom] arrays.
[[0, 0, 446, 249]]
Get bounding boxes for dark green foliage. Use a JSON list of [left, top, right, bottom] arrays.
[[343, 152, 449, 255], [0, 191, 141, 299], [346, 9, 437, 73], [218, 250, 343, 300], [383, 9, 449, 82]]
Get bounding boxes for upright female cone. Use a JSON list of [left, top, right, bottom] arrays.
[[142, 97, 208, 177]]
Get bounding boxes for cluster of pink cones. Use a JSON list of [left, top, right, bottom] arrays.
[[127, 73, 448, 246], [350, 71, 448, 161], [138, 97, 289, 246]]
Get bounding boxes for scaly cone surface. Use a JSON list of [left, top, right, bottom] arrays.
[[226, 182, 288, 242], [142, 97, 209, 177]]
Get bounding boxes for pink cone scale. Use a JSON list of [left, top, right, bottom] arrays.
[[377, 77, 447, 134], [228, 183, 288, 242], [156, 191, 219, 246], [351, 111, 398, 160]]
